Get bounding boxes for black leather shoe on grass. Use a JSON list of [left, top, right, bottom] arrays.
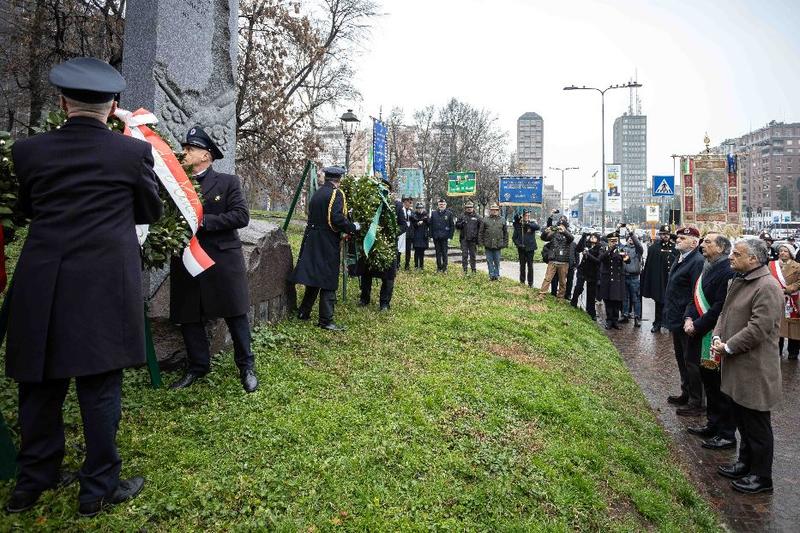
[[5, 491, 41, 513], [731, 474, 773, 494], [702, 436, 736, 450], [717, 462, 749, 480], [78, 476, 145, 518], [170, 372, 205, 390], [318, 322, 346, 332], [240, 369, 258, 393]]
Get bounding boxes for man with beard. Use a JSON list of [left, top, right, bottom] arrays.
[[641, 224, 679, 333]]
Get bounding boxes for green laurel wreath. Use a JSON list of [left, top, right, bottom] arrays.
[[340, 175, 398, 272], [0, 109, 200, 270]]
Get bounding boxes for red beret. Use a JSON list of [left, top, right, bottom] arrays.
[[676, 226, 700, 237]]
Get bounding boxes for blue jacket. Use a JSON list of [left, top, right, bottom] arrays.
[[429, 209, 455, 240], [663, 247, 704, 331]]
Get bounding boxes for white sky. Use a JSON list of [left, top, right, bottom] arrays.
[[348, 0, 800, 200]]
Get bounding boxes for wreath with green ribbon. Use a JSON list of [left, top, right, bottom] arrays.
[[340, 175, 398, 272], [0, 110, 200, 271]]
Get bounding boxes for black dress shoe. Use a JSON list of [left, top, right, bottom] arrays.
[[240, 369, 258, 393], [318, 322, 346, 331], [634, 318, 641, 328], [296, 311, 310, 320], [687, 425, 715, 437], [702, 436, 736, 450], [717, 462, 749, 479], [650, 323, 661, 333], [170, 371, 205, 390], [619, 316, 630, 324], [611, 323, 621, 330], [676, 405, 704, 417], [667, 394, 689, 405], [732, 474, 773, 494], [78, 476, 145, 518], [5, 491, 41, 513]]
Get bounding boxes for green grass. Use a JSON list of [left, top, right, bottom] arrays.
[[0, 223, 721, 531]]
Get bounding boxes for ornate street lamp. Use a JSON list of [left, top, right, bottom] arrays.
[[340, 109, 360, 172]]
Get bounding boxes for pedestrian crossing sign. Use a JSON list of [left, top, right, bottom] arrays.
[[652, 175, 675, 197]]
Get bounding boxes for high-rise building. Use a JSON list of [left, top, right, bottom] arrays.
[[613, 88, 647, 223], [517, 112, 543, 176]]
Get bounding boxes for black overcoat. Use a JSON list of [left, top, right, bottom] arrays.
[[410, 212, 430, 249], [597, 246, 628, 301], [684, 258, 735, 337], [169, 167, 250, 323], [641, 240, 678, 302], [290, 181, 356, 291], [6, 117, 162, 382], [663, 248, 704, 331]]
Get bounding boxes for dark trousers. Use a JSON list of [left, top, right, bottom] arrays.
[[571, 275, 597, 319], [551, 266, 574, 299], [653, 301, 664, 327], [700, 367, 735, 440], [778, 337, 800, 356], [181, 314, 254, 375], [671, 329, 703, 407], [733, 402, 774, 478], [15, 370, 122, 504], [359, 275, 394, 307], [517, 247, 534, 285], [404, 236, 412, 270], [299, 286, 336, 326], [605, 299, 621, 324], [414, 248, 425, 269], [433, 238, 449, 271], [462, 241, 478, 272]]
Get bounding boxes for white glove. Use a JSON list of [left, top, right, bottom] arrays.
[[353, 222, 361, 231]]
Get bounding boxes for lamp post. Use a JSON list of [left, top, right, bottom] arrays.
[[340, 109, 360, 172], [563, 81, 642, 233], [549, 166, 579, 215]]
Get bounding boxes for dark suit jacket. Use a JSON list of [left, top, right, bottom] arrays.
[[6, 116, 162, 382], [291, 181, 356, 291], [663, 247, 704, 331], [684, 257, 735, 337], [170, 167, 251, 323]]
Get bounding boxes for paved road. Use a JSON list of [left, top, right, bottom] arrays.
[[482, 260, 799, 532]]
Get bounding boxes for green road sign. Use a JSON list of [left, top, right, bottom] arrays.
[[447, 171, 477, 196]]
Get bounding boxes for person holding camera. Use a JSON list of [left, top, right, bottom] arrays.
[[539, 209, 573, 298], [598, 231, 630, 329], [512, 210, 539, 286], [571, 232, 602, 319], [619, 226, 644, 327]]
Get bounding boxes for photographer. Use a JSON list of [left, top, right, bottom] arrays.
[[571, 232, 602, 319], [538, 209, 573, 298], [512, 210, 540, 286], [619, 225, 644, 327], [598, 231, 630, 329]]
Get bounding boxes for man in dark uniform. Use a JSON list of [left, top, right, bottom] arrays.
[[429, 198, 455, 272], [641, 224, 679, 332], [291, 166, 358, 330], [359, 178, 401, 311], [598, 231, 629, 329], [5, 57, 162, 516], [759, 231, 779, 261], [169, 126, 258, 393]]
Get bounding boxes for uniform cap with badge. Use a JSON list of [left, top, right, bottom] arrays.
[[658, 224, 671, 234], [322, 166, 346, 181], [49, 57, 126, 104], [182, 126, 224, 160]]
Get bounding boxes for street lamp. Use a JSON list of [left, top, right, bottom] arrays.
[[549, 166, 579, 215], [563, 81, 642, 232], [340, 109, 360, 172]]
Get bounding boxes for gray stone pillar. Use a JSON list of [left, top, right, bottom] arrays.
[[121, 0, 238, 175]]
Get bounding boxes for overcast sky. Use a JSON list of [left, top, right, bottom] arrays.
[[348, 0, 800, 200]]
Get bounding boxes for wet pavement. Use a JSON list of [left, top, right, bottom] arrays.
[[483, 260, 799, 532]]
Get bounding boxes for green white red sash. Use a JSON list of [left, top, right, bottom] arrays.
[[769, 260, 799, 318], [693, 273, 718, 367]]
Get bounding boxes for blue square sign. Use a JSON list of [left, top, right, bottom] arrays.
[[652, 175, 675, 197]]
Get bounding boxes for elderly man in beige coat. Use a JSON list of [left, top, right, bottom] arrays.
[[712, 238, 783, 494]]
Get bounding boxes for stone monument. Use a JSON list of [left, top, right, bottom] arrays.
[[121, 0, 238, 174]]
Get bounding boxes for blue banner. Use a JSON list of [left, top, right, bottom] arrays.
[[372, 118, 388, 180], [652, 175, 675, 197], [498, 176, 543, 205]]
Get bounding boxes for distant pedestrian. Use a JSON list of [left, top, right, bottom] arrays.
[[429, 198, 455, 272], [512, 210, 539, 286], [409, 202, 430, 270], [714, 238, 783, 494], [479, 203, 508, 281], [455, 200, 482, 273], [641, 224, 679, 332]]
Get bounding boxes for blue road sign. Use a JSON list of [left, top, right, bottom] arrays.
[[498, 176, 543, 205], [571, 210, 579, 218], [652, 175, 675, 197]]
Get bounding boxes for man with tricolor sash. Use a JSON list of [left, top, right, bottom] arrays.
[[683, 232, 736, 450], [169, 126, 258, 393], [4, 58, 162, 516]]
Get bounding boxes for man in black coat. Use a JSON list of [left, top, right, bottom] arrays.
[[663, 226, 705, 416], [291, 166, 358, 330], [512, 210, 538, 285], [641, 224, 679, 332], [598, 232, 629, 329], [169, 126, 258, 393], [359, 180, 401, 311], [570, 232, 602, 319], [457, 200, 483, 274], [5, 58, 162, 516], [429, 198, 455, 272], [683, 232, 737, 450]]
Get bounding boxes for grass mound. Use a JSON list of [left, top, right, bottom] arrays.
[[0, 230, 720, 531]]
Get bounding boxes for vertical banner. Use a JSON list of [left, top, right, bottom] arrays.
[[372, 118, 388, 180], [682, 157, 694, 222], [397, 168, 424, 199], [605, 164, 622, 212], [727, 155, 739, 223]]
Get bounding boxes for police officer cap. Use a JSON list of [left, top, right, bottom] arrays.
[[464, 200, 474, 208], [489, 203, 500, 210], [760, 231, 774, 242], [437, 198, 447, 203], [321, 166, 346, 180], [402, 195, 413, 201], [49, 57, 125, 104], [658, 224, 670, 234], [606, 231, 619, 239], [676, 226, 700, 237], [183, 126, 224, 160], [414, 201, 424, 209]]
